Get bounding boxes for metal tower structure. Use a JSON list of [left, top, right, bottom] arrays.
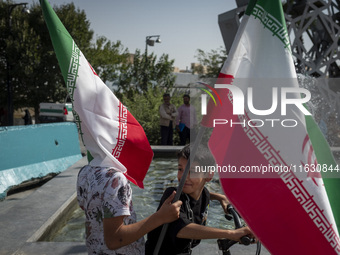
[[218, 0, 340, 78], [218, 0, 340, 146]]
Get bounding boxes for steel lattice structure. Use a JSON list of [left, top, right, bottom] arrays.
[[219, 0, 340, 78], [285, 0, 340, 77], [218, 0, 340, 146]]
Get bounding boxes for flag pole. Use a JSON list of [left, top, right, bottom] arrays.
[[153, 125, 207, 254]]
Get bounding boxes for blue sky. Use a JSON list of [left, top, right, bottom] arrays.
[[27, 0, 237, 70]]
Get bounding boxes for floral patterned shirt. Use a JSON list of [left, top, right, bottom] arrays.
[[77, 165, 145, 254]]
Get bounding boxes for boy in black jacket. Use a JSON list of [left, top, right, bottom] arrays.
[[145, 144, 255, 254]]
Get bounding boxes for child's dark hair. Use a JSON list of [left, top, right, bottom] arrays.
[[177, 144, 215, 167]]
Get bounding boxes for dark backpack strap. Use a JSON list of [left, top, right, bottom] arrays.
[[182, 194, 194, 255]]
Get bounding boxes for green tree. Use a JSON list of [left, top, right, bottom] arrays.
[[117, 49, 176, 99], [194, 46, 227, 78], [0, 1, 94, 122], [0, 1, 127, 124], [1, 0, 178, 146], [121, 84, 183, 145], [114, 49, 179, 144], [86, 36, 129, 84]]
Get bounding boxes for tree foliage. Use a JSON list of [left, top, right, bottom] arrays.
[[117, 49, 176, 99], [121, 84, 183, 145], [117, 49, 179, 144], [194, 46, 227, 78], [0, 1, 181, 145], [86, 36, 129, 84], [0, 1, 127, 123]]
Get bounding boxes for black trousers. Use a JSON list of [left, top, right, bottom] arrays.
[[179, 126, 190, 145], [161, 121, 173, 145]]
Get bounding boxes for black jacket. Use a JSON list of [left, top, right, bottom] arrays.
[[145, 187, 210, 255]]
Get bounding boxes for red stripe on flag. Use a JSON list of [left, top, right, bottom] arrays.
[[214, 124, 340, 253], [210, 109, 340, 253], [302, 134, 309, 153], [120, 110, 153, 189], [221, 178, 339, 254]]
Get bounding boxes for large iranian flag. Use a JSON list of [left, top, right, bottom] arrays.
[[40, 0, 153, 188], [202, 0, 340, 253]]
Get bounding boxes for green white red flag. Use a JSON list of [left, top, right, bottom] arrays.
[[202, 0, 340, 253], [40, 0, 153, 188]]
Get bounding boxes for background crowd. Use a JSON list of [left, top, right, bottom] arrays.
[[159, 93, 197, 146]]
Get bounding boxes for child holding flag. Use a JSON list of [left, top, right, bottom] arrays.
[[77, 166, 182, 254], [145, 144, 255, 254]]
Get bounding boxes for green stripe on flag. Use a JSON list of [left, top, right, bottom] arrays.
[[66, 42, 80, 98], [40, 0, 87, 158], [40, 0, 74, 84], [251, 0, 290, 49], [245, 0, 258, 16], [257, 0, 286, 27], [306, 115, 340, 233]]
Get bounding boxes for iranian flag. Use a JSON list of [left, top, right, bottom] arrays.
[[202, 0, 340, 254], [40, 0, 153, 188]]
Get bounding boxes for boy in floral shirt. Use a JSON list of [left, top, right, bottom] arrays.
[[77, 165, 182, 255]]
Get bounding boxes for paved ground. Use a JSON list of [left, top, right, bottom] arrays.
[[0, 148, 270, 255], [0, 157, 88, 255]]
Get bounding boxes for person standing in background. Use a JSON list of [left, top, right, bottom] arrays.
[[159, 93, 177, 145], [176, 94, 197, 145], [0, 107, 6, 126], [23, 109, 32, 125]]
